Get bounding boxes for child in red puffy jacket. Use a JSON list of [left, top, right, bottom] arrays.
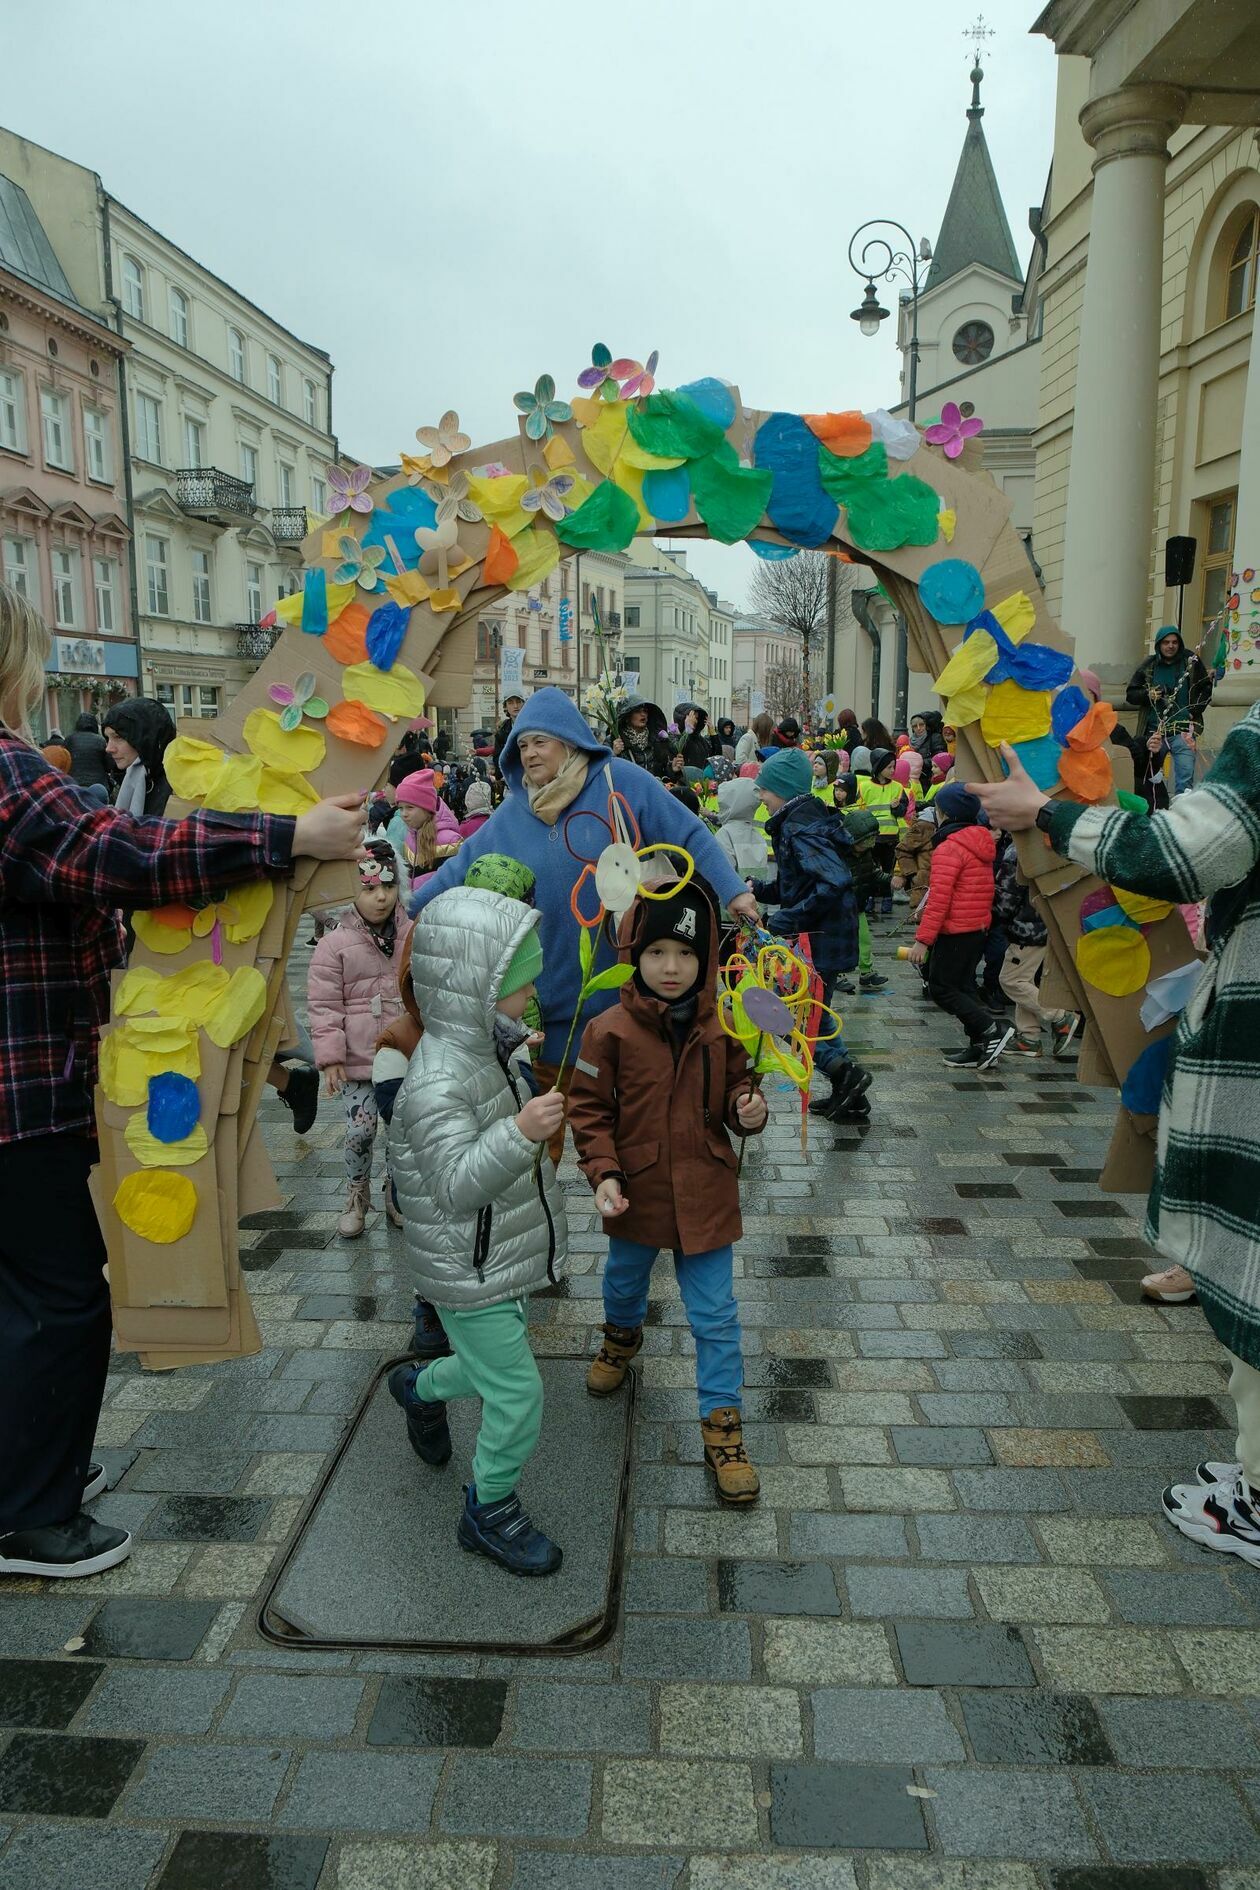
[[906, 785, 1013, 1071]]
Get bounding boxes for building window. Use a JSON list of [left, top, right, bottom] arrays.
[[180, 416, 203, 469], [952, 320, 994, 365], [278, 461, 295, 507], [52, 546, 80, 628], [303, 378, 317, 426], [624, 604, 640, 628], [198, 686, 220, 718], [84, 406, 111, 482], [1197, 490, 1237, 640], [157, 682, 219, 720], [228, 326, 246, 382], [93, 555, 117, 633], [476, 620, 497, 661], [135, 392, 162, 464], [239, 441, 258, 489], [3, 535, 35, 602], [40, 388, 72, 470], [1224, 210, 1259, 321], [0, 369, 27, 453], [145, 534, 169, 616], [168, 285, 190, 348], [191, 547, 212, 624], [267, 354, 283, 405], [121, 255, 144, 320], [245, 560, 263, 621], [310, 474, 327, 514]]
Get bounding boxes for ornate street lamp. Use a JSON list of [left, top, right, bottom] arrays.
[[847, 220, 932, 422]]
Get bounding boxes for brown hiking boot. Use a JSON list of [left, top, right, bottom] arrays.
[[586, 1323, 643, 1397], [338, 1179, 370, 1240], [701, 1407, 760, 1506]]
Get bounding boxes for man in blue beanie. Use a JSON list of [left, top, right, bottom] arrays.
[[750, 749, 873, 1122]]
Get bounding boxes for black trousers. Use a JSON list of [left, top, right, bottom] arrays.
[[927, 931, 999, 1043], [0, 1136, 111, 1536]]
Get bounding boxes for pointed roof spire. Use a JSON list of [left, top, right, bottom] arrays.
[[925, 45, 1021, 291]]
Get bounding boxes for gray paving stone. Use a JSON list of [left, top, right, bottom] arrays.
[[789, 1513, 911, 1560], [441, 1755, 592, 1839], [621, 1616, 752, 1681], [1080, 1770, 1260, 1863], [914, 1515, 1041, 1563], [623, 1558, 712, 1614], [918, 1393, 1017, 1427], [847, 1565, 974, 1619], [279, 1749, 444, 1831], [812, 1686, 966, 1762], [923, 1766, 1096, 1860], [1102, 1569, 1256, 1627], [508, 1858, 686, 1890], [220, 1672, 366, 1738], [0, 1599, 95, 1657], [952, 1468, 1069, 1511], [1098, 1697, 1260, 1768], [127, 1450, 252, 1493], [124, 1741, 291, 1819], [511, 1682, 650, 1754], [892, 1426, 993, 1466], [0, 1825, 166, 1890], [79, 1666, 230, 1734]]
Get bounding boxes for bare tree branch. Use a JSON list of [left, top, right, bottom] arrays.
[[747, 552, 859, 724]]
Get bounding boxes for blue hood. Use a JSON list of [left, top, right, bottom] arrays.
[[499, 687, 611, 791]]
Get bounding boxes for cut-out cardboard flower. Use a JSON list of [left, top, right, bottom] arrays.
[[421, 469, 484, 526], [269, 671, 331, 732], [520, 469, 576, 523], [619, 350, 659, 399], [924, 401, 985, 460], [332, 533, 387, 591], [578, 343, 643, 403], [414, 409, 471, 468], [513, 374, 573, 443], [326, 463, 373, 515]]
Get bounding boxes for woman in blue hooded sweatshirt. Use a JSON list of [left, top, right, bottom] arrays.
[[408, 690, 757, 1094]]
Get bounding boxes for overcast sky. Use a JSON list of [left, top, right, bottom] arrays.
[[9, 0, 1057, 608]]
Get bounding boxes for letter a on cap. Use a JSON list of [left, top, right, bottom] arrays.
[[674, 906, 698, 941]]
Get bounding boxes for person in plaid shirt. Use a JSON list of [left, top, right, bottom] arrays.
[[0, 583, 366, 1580]]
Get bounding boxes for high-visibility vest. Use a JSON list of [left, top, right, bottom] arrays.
[[858, 778, 901, 838]]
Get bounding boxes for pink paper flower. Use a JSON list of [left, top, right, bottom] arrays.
[[924, 402, 984, 461], [326, 463, 373, 515]]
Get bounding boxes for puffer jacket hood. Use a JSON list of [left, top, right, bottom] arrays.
[[391, 886, 567, 1309], [499, 686, 610, 792], [715, 777, 770, 882], [673, 701, 706, 729], [617, 694, 667, 741], [102, 697, 174, 778], [717, 777, 760, 825]]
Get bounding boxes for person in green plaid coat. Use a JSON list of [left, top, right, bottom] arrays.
[[973, 703, 1260, 1568]]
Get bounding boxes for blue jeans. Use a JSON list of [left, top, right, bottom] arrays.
[[1158, 732, 1197, 797], [604, 1238, 743, 1417], [813, 973, 851, 1076]]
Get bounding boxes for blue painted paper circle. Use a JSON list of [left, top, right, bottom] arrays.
[[147, 1071, 201, 1144]]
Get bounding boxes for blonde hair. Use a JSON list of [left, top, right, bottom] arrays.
[[0, 580, 52, 738]]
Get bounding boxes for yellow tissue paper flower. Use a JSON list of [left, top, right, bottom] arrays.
[[943, 683, 989, 728], [1113, 887, 1175, 926], [204, 965, 268, 1049], [124, 1114, 210, 1168], [981, 679, 1052, 747], [992, 591, 1036, 644], [98, 1032, 152, 1106], [165, 735, 229, 802], [131, 909, 196, 956], [201, 754, 263, 813], [255, 767, 320, 816], [219, 879, 274, 944], [117, 962, 232, 1026], [504, 526, 561, 593], [1075, 925, 1151, 997], [342, 661, 427, 719], [933, 629, 996, 701], [243, 708, 326, 774], [113, 1169, 198, 1244], [99, 1020, 200, 1106]]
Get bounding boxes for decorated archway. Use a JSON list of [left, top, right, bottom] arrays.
[[95, 359, 1195, 1364]]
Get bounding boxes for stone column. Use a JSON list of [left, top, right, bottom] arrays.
[[1213, 335, 1260, 707], [1058, 85, 1187, 696]]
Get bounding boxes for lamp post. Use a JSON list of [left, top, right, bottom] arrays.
[[849, 219, 933, 731]]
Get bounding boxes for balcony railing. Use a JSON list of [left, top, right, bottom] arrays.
[[175, 468, 257, 523], [271, 506, 309, 542], [236, 623, 279, 663]]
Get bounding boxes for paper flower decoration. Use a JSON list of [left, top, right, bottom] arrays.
[[332, 533, 387, 591], [421, 469, 483, 526], [578, 343, 640, 402], [619, 351, 659, 399], [326, 463, 373, 515], [415, 409, 471, 468], [269, 672, 330, 732], [924, 401, 985, 460], [514, 374, 573, 443], [520, 470, 576, 522]]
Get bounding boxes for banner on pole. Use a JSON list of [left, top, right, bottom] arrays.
[[500, 646, 525, 691]]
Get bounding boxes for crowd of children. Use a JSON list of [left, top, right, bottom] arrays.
[[300, 699, 1080, 1577]]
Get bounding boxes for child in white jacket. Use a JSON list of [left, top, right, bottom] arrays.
[[715, 777, 770, 884]]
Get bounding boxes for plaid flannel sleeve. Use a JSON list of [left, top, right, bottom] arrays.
[[0, 740, 295, 909]]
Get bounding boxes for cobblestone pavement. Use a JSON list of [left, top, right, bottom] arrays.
[[2, 927, 1259, 1890]]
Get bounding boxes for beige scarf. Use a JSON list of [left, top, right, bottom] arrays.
[[526, 746, 590, 826]]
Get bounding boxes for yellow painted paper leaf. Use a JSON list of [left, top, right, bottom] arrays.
[[114, 1169, 198, 1243], [204, 965, 268, 1049], [504, 526, 561, 592], [221, 879, 274, 944], [274, 591, 304, 626], [543, 433, 576, 472], [131, 909, 194, 955], [255, 767, 320, 816], [938, 507, 957, 542], [1075, 925, 1151, 997], [321, 529, 344, 561], [466, 474, 531, 538], [99, 1032, 152, 1106], [117, 962, 231, 1024], [165, 736, 228, 803], [579, 402, 630, 476], [942, 683, 989, 728], [933, 629, 997, 701], [202, 755, 263, 813], [124, 1114, 210, 1168], [981, 679, 1052, 747], [384, 570, 429, 607], [1113, 887, 1175, 926], [342, 661, 427, 719], [425, 587, 462, 614], [243, 708, 326, 774], [992, 591, 1036, 645], [325, 580, 356, 618]]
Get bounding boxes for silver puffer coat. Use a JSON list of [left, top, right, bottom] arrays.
[[390, 886, 567, 1309]]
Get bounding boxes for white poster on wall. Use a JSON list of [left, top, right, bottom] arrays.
[[499, 645, 525, 691], [749, 690, 765, 717]]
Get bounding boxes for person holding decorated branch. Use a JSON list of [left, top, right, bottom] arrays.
[[1125, 628, 1214, 800], [407, 689, 757, 1159], [389, 888, 569, 1577], [567, 877, 767, 1505], [0, 580, 368, 1581], [970, 714, 1260, 1565]]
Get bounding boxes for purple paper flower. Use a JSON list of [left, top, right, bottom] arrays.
[[326, 463, 373, 515], [924, 401, 984, 461], [577, 343, 641, 403], [619, 351, 659, 399]]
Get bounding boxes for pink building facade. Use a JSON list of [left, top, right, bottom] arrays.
[[0, 175, 135, 739]]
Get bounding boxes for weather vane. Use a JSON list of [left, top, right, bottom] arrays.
[[966, 14, 995, 63]]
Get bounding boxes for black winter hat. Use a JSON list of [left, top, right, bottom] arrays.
[[868, 746, 895, 778], [633, 880, 713, 986]]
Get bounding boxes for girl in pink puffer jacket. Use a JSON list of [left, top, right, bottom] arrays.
[[308, 840, 410, 1237]]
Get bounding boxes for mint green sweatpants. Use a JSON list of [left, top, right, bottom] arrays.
[[858, 913, 873, 977], [416, 1298, 542, 1504]]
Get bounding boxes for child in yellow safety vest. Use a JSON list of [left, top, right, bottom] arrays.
[[856, 747, 899, 916]]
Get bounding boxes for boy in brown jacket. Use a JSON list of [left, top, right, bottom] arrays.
[[567, 879, 768, 1503]]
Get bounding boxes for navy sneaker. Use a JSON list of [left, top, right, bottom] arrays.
[[458, 1485, 562, 1576], [411, 1299, 453, 1361], [388, 1363, 452, 1466]]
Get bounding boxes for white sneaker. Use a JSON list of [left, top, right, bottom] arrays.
[[978, 1025, 1014, 1070], [1162, 1472, 1260, 1568], [1197, 1460, 1242, 1486]]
